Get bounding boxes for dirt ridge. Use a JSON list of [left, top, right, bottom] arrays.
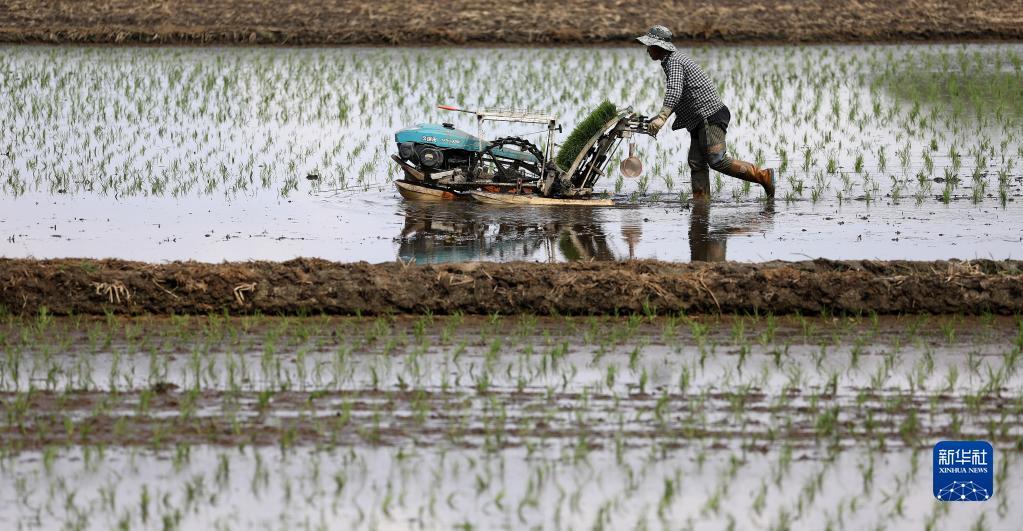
[[1, 258, 1021, 316], [1, 1, 1022, 45]]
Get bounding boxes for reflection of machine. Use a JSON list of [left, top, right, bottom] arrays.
[[396, 202, 616, 263], [394, 193, 775, 263], [391, 104, 651, 206]]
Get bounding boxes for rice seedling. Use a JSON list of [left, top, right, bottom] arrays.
[[1, 42, 1022, 528], [1, 44, 1017, 246], [1, 312, 1018, 529]]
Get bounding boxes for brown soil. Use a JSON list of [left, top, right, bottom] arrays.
[[1, 258, 1021, 316], [1, 1, 1022, 45]]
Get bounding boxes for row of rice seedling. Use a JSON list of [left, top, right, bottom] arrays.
[[1, 44, 1019, 205], [1, 443, 1015, 530], [1, 312, 1019, 529]]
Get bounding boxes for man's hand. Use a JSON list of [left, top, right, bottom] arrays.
[[647, 106, 673, 136], [648, 116, 665, 135]]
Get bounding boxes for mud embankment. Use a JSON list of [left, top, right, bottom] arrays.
[[1, 258, 1020, 316], [1, 1, 1022, 45]]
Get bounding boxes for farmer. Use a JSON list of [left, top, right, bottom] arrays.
[[638, 25, 775, 198]]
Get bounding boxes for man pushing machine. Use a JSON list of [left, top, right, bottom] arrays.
[[638, 26, 775, 198]]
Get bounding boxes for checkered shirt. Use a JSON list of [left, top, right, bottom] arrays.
[[661, 51, 724, 131]]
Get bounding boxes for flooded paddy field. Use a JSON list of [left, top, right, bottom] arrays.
[[1, 313, 1021, 528], [3, 41, 1022, 530], [2, 43, 1022, 263], [2, 446, 1015, 530]]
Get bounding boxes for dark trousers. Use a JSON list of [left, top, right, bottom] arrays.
[[686, 103, 770, 196], [687, 122, 732, 195]]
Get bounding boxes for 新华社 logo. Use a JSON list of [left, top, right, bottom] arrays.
[[933, 440, 994, 501]]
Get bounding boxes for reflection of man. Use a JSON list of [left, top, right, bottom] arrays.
[[689, 200, 775, 262], [689, 199, 725, 261], [638, 25, 776, 198]]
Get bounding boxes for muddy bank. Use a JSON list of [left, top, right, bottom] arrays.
[[1, 1, 1022, 45], [1, 258, 1021, 316]]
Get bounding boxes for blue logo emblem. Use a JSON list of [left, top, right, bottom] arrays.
[[933, 441, 994, 501]]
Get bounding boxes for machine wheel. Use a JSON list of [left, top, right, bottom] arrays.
[[483, 137, 545, 182]]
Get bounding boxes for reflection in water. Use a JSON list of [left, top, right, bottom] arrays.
[[689, 199, 775, 262], [397, 202, 615, 263], [619, 210, 643, 259], [396, 199, 774, 264]]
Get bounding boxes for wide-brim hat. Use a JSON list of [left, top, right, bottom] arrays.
[[636, 25, 677, 52]]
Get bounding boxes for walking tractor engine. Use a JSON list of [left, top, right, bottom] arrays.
[[391, 101, 652, 205]]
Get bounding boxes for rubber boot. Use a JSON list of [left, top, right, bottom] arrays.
[[718, 160, 775, 198]]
